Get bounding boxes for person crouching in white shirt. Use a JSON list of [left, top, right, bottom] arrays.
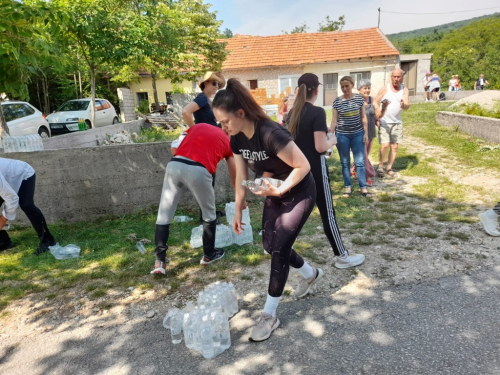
[[0, 158, 56, 254]]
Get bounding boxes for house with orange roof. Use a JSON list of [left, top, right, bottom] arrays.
[[222, 28, 402, 106]]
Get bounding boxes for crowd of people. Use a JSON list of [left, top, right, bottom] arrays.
[[1, 68, 497, 344], [423, 71, 490, 101]]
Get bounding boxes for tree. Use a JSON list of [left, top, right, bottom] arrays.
[[318, 15, 345, 32], [220, 28, 233, 39], [0, 0, 54, 135], [283, 22, 308, 34], [432, 18, 500, 89], [51, 0, 147, 128]]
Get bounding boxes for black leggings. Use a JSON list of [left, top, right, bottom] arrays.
[[310, 156, 348, 257], [262, 174, 316, 297], [0, 174, 54, 244]]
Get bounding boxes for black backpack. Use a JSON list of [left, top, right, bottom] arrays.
[[439, 92, 446, 101]]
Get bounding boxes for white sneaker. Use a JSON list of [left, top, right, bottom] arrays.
[[335, 253, 365, 269], [478, 210, 500, 237], [249, 313, 280, 342], [294, 267, 324, 298]]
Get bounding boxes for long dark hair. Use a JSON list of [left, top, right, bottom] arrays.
[[287, 83, 315, 139], [212, 79, 270, 123]]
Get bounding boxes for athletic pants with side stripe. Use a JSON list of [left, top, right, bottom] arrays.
[[494, 202, 500, 215], [311, 155, 348, 257]]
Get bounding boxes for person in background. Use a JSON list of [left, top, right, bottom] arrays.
[[182, 72, 225, 127], [474, 74, 489, 90], [374, 69, 410, 179], [213, 78, 321, 342], [0, 158, 56, 254], [330, 76, 370, 198], [351, 79, 377, 187], [151, 123, 236, 275], [455, 75, 462, 91], [423, 71, 432, 102], [286, 73, 365, 269], [478, 203, 500, 237], [426, 72, 442, 102], [277, 96, 288, 126], [448, 75, 457, 92]]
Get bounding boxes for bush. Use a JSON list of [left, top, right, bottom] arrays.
[[456, 102, 500, 119], [138, 100, 150, 114]]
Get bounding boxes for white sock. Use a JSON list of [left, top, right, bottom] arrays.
[[486, 209, 499, 219], [298, 262, 314, 279], [263, 294, 281, 317]]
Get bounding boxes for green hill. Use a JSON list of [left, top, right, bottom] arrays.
[[387, 12, 500, 42]]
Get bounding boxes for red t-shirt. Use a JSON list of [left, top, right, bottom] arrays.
[[175, 123, 233, 174]]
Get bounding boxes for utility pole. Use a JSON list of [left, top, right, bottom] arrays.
[[378, 8, 381, 28]]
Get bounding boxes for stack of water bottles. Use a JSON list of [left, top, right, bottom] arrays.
[[163, 281, 238, 359], [2, 134, 44, 153], [189, 203, 253, 248]]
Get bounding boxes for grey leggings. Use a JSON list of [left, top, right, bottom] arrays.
[[156, 158, 216, 225]]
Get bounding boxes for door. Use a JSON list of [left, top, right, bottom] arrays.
[[249, 80, 258, 90], [401, 61, 417, 96], [93, 100, 106, 126], [101, 100, 115, 125], [323, 73, 338, 106]]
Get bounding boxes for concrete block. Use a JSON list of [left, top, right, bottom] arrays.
[[436, 111, 500, 144]]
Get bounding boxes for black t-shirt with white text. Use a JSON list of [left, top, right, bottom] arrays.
[[231, 119, 311, 196]]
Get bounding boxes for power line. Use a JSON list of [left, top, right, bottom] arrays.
[[380, 6, 500, 15]]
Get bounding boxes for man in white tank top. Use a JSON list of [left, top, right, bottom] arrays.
[[374, 69, 410, 178]]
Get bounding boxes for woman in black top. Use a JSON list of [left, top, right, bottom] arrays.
[[213, 79, 321, 343], [182, 71, 225, 127], [287, 73, 365, 269]]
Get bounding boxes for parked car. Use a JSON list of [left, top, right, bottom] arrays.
[[47, 98, 119, 134], [0, 101, 51, 138]]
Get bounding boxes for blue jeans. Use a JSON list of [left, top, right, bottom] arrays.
[[336, 131, 367, 189]]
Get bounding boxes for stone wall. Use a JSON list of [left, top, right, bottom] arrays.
[[171, 93, 197, 120], [117, 88, 136, 123], [410, 90, 478, 103], [436, 111, 500, 144], [4, 142, 235, 226]]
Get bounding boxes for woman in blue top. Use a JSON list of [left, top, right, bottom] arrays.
[[182, 72, 225, 127], [330, 76, 369, 198]]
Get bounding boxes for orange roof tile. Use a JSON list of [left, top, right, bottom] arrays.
[[222, 28, 398, 70]]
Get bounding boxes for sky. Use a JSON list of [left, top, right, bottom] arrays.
[[208, 0, 500, 36]]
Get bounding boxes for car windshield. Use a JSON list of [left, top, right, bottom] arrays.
[[57, 100, 89, 111]]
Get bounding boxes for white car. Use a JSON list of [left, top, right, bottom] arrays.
[[47, 98, 119, 134], [1, 101, 51, 138]]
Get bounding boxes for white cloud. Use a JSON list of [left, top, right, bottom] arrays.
[[211, 0, 500, 36]]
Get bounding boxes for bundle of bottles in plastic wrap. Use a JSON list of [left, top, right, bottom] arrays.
[[2, 134, 45, 153], [189, 202, 253, 248], [163, 281, 238, 359]]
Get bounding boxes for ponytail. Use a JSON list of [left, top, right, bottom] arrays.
[[287, 83, 308, 139], [212, 78, 270, 123]]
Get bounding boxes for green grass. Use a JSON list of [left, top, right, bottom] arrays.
[[136, 126, 182, 143]]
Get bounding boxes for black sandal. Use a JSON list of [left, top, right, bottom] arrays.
[[386, 169, 398, 179], [361, 191, 373, 198], [342, 189, 352, 198], [377, 166, 385, 177]]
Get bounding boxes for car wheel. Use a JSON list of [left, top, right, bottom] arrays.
[[85, 120, 92, 130], [38, 127, 50, 138], [112, 117, 119, 124]]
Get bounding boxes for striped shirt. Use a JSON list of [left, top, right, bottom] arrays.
[[333, 94, 365, 134]]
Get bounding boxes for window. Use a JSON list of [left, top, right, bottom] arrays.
[[249, 80, 258, 90], [278, 75, 300, 94], [57, 100, 90, 111], [165, 92, 173, 104], [102, 101, 112, 110], [95, 101, 104, 111], [1, 103, 33, 122], [23, 104, 35, 116], [2, 104, 15, 122], [350, 71, 371, 88], [137, 92, 148, 103]]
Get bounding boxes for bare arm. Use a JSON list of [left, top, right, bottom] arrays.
[[182, 102, 200, 128], [225, 156, 236, 190], [330, 109, 338, 133], [374, 86, 388, 118], [314, 131, 337, 153], [252, 142, 310, 198], [233, 154, 249, 234], [401, 87, 410, 110]]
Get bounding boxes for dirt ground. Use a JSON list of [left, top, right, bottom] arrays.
[[1, 132, 499, 370]]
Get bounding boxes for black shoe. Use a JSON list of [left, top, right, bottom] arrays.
[[200, 248, 225, 265], [34, 243, 51, 256], [0, 240, 15, 252]]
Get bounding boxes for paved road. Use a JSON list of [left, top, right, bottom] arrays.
[[1, 266, 500, 375]]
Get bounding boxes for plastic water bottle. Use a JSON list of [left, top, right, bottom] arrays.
[[214, 310, 231, 351], [200, 322, 215, 359], [215, 224, 233, 248], [174, 216, 193, 223], [183, 313, 195, 349], [136, 242, 146, 254], [190, 225, 203, 249], [242, 178, 283, 192], [49, 243, 81, 259], [228, 283, 238, 315], [170, 312, 183, 344], [233, 224, 253, 246]]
